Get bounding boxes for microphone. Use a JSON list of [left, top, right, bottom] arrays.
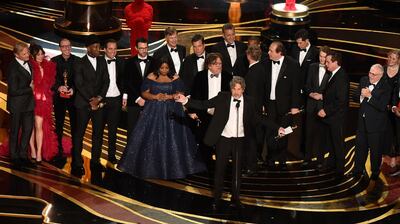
[[233, 99, 241, 108]]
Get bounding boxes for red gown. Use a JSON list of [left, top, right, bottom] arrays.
[[30, 59, 59, 161]]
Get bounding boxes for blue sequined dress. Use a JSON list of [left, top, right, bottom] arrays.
[[117, 78, 206, 179]]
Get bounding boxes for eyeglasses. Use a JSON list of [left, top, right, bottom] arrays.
[[212, 62, 222, 66], [369, 71, 379, 76], [60, 45, 71, 48]]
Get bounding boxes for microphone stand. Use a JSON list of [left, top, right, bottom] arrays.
[[233, 99, 240, 203]]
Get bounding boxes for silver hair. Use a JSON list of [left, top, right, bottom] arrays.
[[371, 63, 384, 76], [230, 76, 246, 90]]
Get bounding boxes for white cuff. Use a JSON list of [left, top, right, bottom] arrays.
[[135, 97, 142, 104], [183, 97, 189, 105], [123, 93, 128, 100]]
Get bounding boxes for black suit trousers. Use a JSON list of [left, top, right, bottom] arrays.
[[73, 107, 104, 168], [323, 121, 345, 173], [54, 96, 76, 154], [214, 137, 244, 201], [304, 111, 324, 161], [103, 96, 122, 158], [9, 111, 34, 160], [354, 118, 383, 176]]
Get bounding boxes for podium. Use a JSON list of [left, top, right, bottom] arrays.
[[54, 0, 121, 38], [262, 3, 310, 44]]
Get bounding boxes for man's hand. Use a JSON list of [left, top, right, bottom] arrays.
[[174, 93, 187, 104], [317, 109, 326, 118], [137, 98, 145, 107], [278, 127, 285, 137], [290, 108, 300, 115], [361, 87, 372, 98], [58, 86, 68, 93], [313, 93, 323, 100], [188, 113, 198, 120], [89, 97, 100, 109]]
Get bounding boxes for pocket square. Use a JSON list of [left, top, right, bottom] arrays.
[[283, 76, 287, 79]]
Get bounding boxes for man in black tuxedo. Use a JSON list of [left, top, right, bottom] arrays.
[[153, 27, 186, 75], [264, 41, 301, 167], [190, 53, 232, 166], [291, 29, 319, 95], [51, 38, 79, 162], [101, 39, 125, 164], [247, 36, 268, 62], [123, 37, 155, 142], [176, 76, 284, 209], [72, 35, 110, 176], [211, 23, 247, 77], [7, 42, 35, 167], [180, 34, 206, 93], [353, 64, 391, 180], [244, 45, 267, 170], [317, 51, 349, 176], [303, 46, 331, 167]]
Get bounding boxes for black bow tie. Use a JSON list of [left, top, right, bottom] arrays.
[[23, 61, 28, 65], [233, 99, 241, 103], [107, 59, 116, 64], [138, 58, 147, 63], [210, 74, 219, 78], [369, 83, 376, 87], [88, 55, 96, 59], [196, 55, 204, 60], [170, 48, 178, 52], [272, 60, 280, 65], [300, 49, 307, 52], [226, 44, 235, 48]]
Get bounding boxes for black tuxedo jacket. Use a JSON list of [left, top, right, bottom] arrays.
[[180, 53, 206, 93], [245, 62, 266, 113], [152, 44, 186, 74], [186, 92, 278, 146], [305, 63, 330, 114], [356, 76, 391, 132], [73, 55, 110, 109], [291, 45, 319, 89], [7, 58, 34, 113], [211, 41, 247, 76], [51, 54, 79, 94], [123, 55, 155, 106], [190, 70, 232, 120], [103, 56, 125, 97], [321, 67, 349, 124], [264, 56, 301, 115]]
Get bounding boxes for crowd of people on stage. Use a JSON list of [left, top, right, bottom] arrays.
[[3, 23, 400, 208]]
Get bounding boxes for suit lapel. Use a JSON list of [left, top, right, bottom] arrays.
[[134, 58, 142, 77], [144, 59, 151, 77], [277, 58, 287, 80], [203, 72, 209, 99], [16, 60, 31, 79], [221, 43, 233, 67]]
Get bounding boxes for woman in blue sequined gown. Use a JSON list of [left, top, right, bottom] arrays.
[[118, 57, 206, 179]]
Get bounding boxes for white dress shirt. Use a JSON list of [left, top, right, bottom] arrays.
[[222, 96, 245, 138], [105, 56, 120, 97], [167, 45, 181, 74], [299, 44, 310, 66], [270, 56, 284, 100], [249, 61, 259, 68], [207, 70, 222, 115], [318, 65, 326, 86], [225, 41, 237, 67], [87, 55, 97, 71], [196, 52, 205, 72]]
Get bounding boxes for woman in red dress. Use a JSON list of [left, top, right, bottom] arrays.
[[29, 44, 58, 162]]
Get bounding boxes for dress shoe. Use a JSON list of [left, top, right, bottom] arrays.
[[71, 166, 85, 177], [22, 159, 37, 168], [229, 199, 244, 209], [90, 162, 105, 172], [108, 156, 118, 164], [211, 199, 221, 211], [242, 169, 256, 177]]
